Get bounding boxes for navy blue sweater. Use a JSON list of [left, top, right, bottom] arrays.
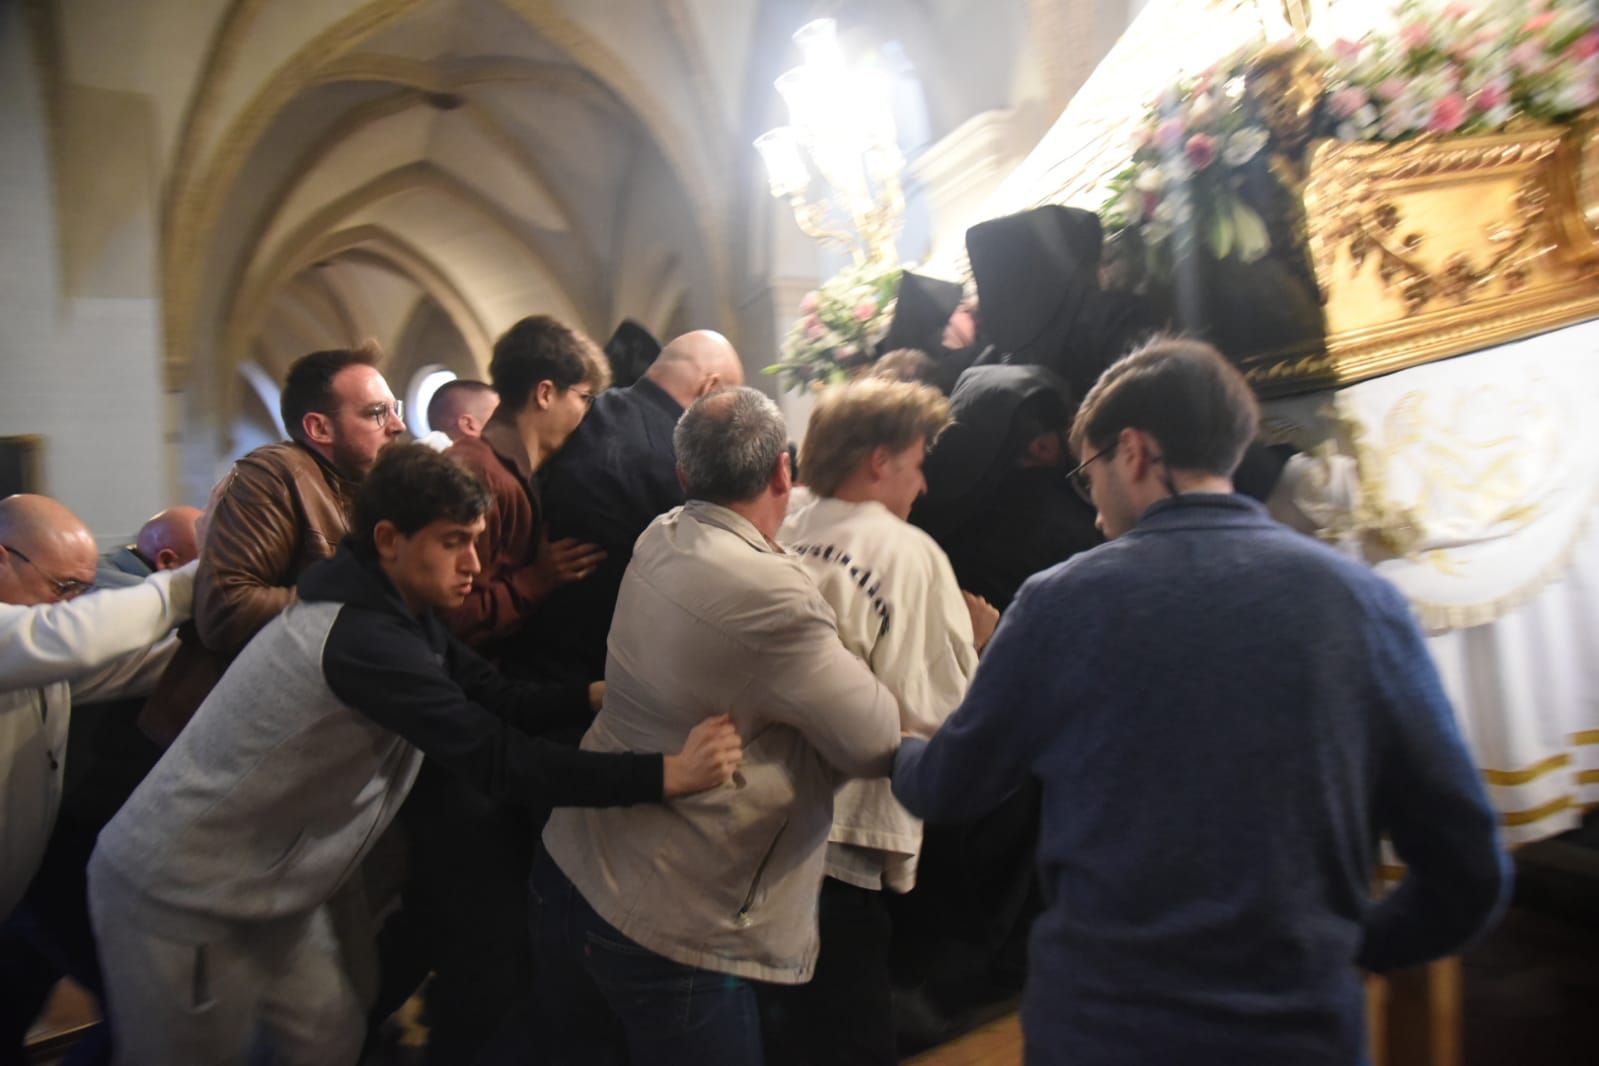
[[893, 494, 1510, 1065]]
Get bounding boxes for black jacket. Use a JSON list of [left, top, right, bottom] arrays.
[[519, 376, 686, 683], [308, 541, 663, 806], [912, 365, 1101, 610]]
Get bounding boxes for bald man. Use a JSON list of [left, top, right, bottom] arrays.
[[525, 330, 746, 683], [0, 495, 195, 920], [423, 379, 499, 450], [97, 505, 203, 590]]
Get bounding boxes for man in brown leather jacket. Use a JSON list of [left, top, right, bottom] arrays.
[[139, 343, 404, 746]]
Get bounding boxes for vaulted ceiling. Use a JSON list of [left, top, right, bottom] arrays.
[[32, 0, 1117, 447]]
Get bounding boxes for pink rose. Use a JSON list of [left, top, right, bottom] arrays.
[[1185, 133, 1218, 170], [853, 300, 877, 322], [1428, 92, 1469, 133], [1376, 77, 1409, 101], [1511, 41, 1546, 71], [1155, 118, 1186, 150], [1329, 86, 1371, 118], [1331, 37, 1364, 62], [1525, 12, 1557, 33], [1400, 22, 1431, 51], [800, 290, 820, 313], [1572, 32, 1599, 61], [805, 317, 825, 340], [1443, 2, 1472, 18], [1472, 78, 1510, 113]]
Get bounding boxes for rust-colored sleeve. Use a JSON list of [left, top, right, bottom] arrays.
[[193, 458, 301, 653], [438, 450, 550, 647]]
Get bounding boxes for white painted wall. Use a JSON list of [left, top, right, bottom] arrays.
[[0, 7, 169, 538]]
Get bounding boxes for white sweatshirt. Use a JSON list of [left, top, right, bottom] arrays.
[[781, 496, 978, 892], [0, 562, 194, 919]]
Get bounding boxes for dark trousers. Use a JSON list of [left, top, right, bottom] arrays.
[[0, 703, 159, 1066], [530, 851, 763, 1066], [371, 761, 537, 1066], [758, 877, 897, 1066], [0, 817, 111, 1066]]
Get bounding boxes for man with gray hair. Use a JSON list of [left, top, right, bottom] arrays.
[[535, 387, 904, 1065]]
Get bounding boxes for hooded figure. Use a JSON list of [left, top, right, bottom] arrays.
[[875, 272, 984, 393], [911, 364, 1101, 612], [966, 205, 1158, 402], [602, 320, 662, 390]]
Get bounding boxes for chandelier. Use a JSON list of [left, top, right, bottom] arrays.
[[754, 19, 906, 267]]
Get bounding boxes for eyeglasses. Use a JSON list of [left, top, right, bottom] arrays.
[[355, 400, 403, 427], [1066, 444, 1116, 504], [2, 543, 93, 600]]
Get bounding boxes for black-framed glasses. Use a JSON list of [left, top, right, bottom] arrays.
[[1066, 444, 1116, 504], [355, 401, 403, 427], [2, 543, 93, 600]]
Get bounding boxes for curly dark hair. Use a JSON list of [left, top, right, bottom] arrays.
[[488, 315, 608, 412], [352, 443, 491, 548]]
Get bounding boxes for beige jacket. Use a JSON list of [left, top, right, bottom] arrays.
[[542, 501, 901, 985]]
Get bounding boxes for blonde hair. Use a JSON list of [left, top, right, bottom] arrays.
[[870, 348, 935, 384], [800, 379, 951, 497]]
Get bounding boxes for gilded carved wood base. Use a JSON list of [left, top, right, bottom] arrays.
[[1245, 112, 1599, 397]]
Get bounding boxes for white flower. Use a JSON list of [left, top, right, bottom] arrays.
[[1164, 155, 1194, 183], [1187, 92, 1216, 124], [1222, 127, 1269, 166], [1134, 168, 1166, 194]]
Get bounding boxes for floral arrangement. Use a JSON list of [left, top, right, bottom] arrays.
[[1102, 46, 1277, 273], [1104, 0, 1599, 273], [765, 259, 900, 393], [1324, 0, 1599, 140]]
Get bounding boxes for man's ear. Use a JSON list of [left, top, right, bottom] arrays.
[[696, 373, 722, 399], [302, 411, 336, 447], [372, 519, 404, 561], [534, 379, 558, 411], [457, 413, 480, 437], [867, 444, 893, 482], [1123, 427, 1159, 474], [772, 449, 793, 495], [155, 547, 181, 571]]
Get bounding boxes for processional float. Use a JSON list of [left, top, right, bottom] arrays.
[[758, 3, 1599, 1061]]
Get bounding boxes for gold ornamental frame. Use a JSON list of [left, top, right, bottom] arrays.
[[1240, 111, 1599, 397]]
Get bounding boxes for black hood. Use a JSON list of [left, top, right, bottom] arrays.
[[920, 364, 1075, 509], [967, 205, 1102, 358], [603, 319, 662, 389], [877, 271, 964, 357], [966, 205, 1160, 400]]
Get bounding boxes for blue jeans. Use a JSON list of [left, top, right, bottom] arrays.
[[530, 851, 764, 1066]]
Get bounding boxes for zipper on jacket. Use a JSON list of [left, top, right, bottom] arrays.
[[734, 820, 787, 928]]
